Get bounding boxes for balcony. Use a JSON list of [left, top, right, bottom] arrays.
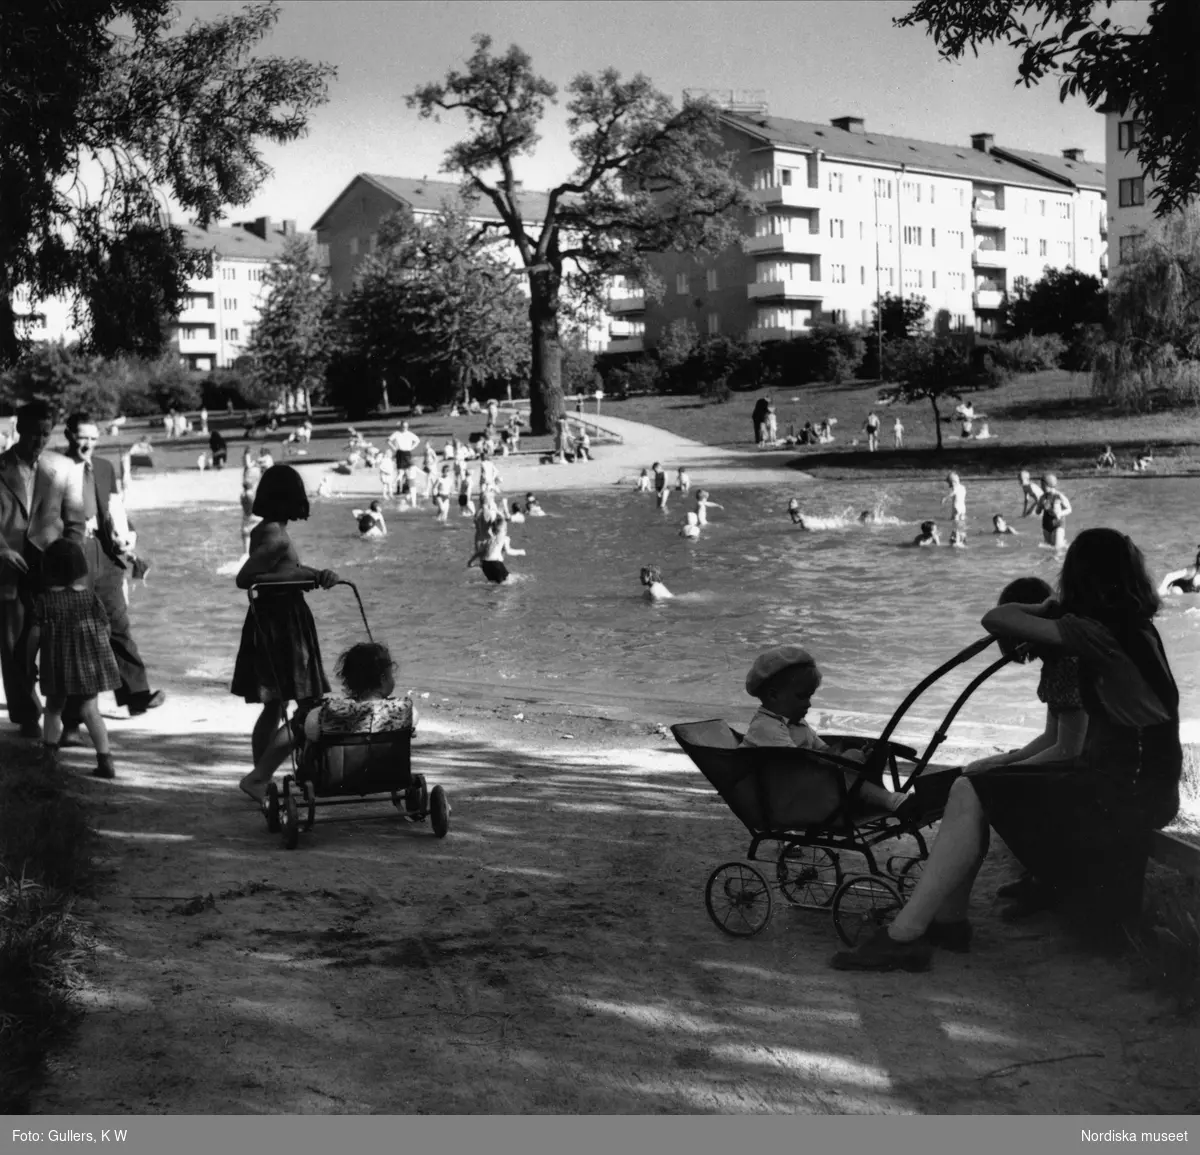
[[973, 289, 1005, 310], [971, 204, 1004, 228], [606, 336, 644, 355], [971, 247, 1007, 267], [747, 279, 823, 301], [751, 184, 822, 211], [744, 231, 823, 256], [1099, 216, 1108, 239], [607, 294, 646, 314], [747, 326, 804, 342]]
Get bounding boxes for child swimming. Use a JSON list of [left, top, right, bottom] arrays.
[[640, 565, 673, 601], [787, 498, 803, 525], [694, 489, 722, 526], [1036, 474, 1072, 549], [467, 515, 526, 584], [1018, 470, 1042, 517], [352, 500, 387, 538], [432, 464, 453, 523], [524, 493, 545, 516], [508, 501, 526, 524], [458, 468, 475, 517], [992, 515, 1018, 536], [942, 472, 966, 522], [914, 520, 940, 547], [680, 512, 701, 539]]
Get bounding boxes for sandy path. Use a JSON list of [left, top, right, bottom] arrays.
[[26, 692, 1199, 1115]]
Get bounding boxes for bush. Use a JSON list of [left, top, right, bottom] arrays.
[[989, 333, 1066, 374], [1090, 340, 1200, 412], [1060, 322, 1108, 373]]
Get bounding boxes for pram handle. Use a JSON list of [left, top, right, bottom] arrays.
[[248, 578, 373, 641]]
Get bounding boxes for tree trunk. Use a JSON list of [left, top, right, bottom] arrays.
[[528, 267, 564, 436], [929, 394, 943, 451], [380, 375, 390, 413], [0, 273, 21, 370]]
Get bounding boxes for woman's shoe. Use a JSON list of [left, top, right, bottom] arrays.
[[830, 925, 933, 972], [924, 919, 973, 952], [93, 753, 116, 780]]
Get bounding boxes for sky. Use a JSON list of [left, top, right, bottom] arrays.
[[174, 0, 1147, 231]]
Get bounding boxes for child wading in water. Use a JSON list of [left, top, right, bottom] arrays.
[[640, 565, 673, 601], [635, 468, 651, 493], [232, 465, 338, 803], [468, 515, 526, 584], [1036, 474, 1072, 549], [652, 462, 669, 509], [432, 464, 453, 523], [353, 500, 387, 538], [676, 467, 691, 493], [37, 539, 120, 778], [942, 472, 967, 522], [680, 512, 701, 539], [914, 520, 940, 547], [787, 498, 804, 525], [240, 478, 259, 557], [1018, 470, 1043, 517], [695, 489, 722, 526]]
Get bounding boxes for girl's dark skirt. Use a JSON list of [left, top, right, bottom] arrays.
[[231, 589, 330, 704]]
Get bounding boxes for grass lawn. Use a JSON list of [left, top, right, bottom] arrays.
[[605, 371, 1200, 480]]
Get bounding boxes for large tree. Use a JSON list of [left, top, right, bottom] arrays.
[[244, 236, 331, 414], [0, 0, 334, 366], [334, 205, 530, 416], [409, 35, 752, 434], [896, 0, 1200, 217], [1008, 266, 1107, 336]]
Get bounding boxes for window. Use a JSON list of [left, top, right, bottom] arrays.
[[877, 223, 894, 243], [874, 178, 892, 199], [903, 268, 923, 290], [223, 327, 240, 341], [903, 180, 922, 202], [779, 168, 793, 186], [1057, 240, 1072, 263], [707, 313, 720, 335], [349, 236, 359, 255], [1038, 200, 1046, 216], [1119, 234, 1143, 261], [1013, 236, 1029, 255], [860, 266, 866, 285], [930, 229, 936, 248], [705, 269, 718, 291], [930, 185, 935, 204], [369, 232, 379, 251], [829, 218, 844, 239], [953, 313, 967, 331], [946, 229, 965, 250], [958, 188, 965, 207], [1118, 120, 1144, 151], [859, 221, 864, 240], [221, 266, 236, 281], [931, 271, 937, 289], [903, 225, 922, 246], [830, 264, 846, 284], [827, 170, 843, 193], [675, 273, 689, 295], [1118, 177, 1145, 207], [884, 267, 895, 288], [1058, 202, 1071, 220], [1039, 239, 1048, 257]]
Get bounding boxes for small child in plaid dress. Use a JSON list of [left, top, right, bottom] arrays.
[[36, 538, 119, 778]]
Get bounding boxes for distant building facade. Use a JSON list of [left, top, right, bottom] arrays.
[[620, 107, 1107, 352], [1103, 107, 1155, 278]]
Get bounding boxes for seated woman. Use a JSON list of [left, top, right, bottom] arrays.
[[832, 529, 1181, 972], [1158, 546, 1200, 595]]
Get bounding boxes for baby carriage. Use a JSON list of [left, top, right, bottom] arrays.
[[250, 579, 450, 850], [672, 636, 1013, 946]]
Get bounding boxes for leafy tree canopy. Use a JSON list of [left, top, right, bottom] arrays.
[[409, 34, 752, 432], [0, 0, 334, 365], [896, 0, 1199, 216], [1008, 266, 1107, 336], [873, 293, 930, 341]]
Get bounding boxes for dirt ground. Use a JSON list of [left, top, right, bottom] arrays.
[[26, 689, 1200, 1116]]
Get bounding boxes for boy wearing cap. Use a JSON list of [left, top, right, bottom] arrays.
[[743, 645, 910, 815]]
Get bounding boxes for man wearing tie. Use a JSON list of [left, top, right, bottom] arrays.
[[0, 402, 86, 737], [61, 414, 164, 739]]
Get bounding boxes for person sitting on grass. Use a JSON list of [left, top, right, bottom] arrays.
[[832, 529, 1181, 972], [1096, 445, 1117, 470], [742, 645, 917, 819]]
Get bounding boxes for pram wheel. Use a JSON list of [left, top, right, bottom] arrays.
[[303, 782, 316, 831], [264, 782, 281, 834], [705, 863, 772, 937], [832, 875, 904, 947], [430, 785, 450, 838], [894, 856, 924, 895], [282, 790, 300, 850], [776, 846, 841, 908], [402, 776, 428, 819]]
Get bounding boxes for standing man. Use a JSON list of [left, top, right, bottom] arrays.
[[61, 413, 165, 733], [387, 421, 421, 495], [0, 402, 86, 737]]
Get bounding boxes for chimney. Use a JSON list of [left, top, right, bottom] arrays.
[[970, 133, 994, 153], [1061, 147, 1085, 162], [831, 116, 865, 134], [282, 219, 297, 237]]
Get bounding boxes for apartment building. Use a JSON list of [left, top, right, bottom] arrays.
[[1103, 108, 1155, 278], [621, 110, 1107, 352], [313, 173, 605, 350], [174, 217, 306, 371]]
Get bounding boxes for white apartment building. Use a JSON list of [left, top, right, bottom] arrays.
[[624, 110, 1107, 352], [1103, 108, 1154, 278], [9, 216, 307, 371]]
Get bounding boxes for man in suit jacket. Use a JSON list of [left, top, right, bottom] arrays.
[[61, 414, 165, 737], [0, 401, 86, 736]]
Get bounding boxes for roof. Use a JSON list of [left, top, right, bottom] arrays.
[[720, 113, 1085, 192], [989, 146, 1106, 191], [178, 221, 308, 260], [312, 173, 556, 232]]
